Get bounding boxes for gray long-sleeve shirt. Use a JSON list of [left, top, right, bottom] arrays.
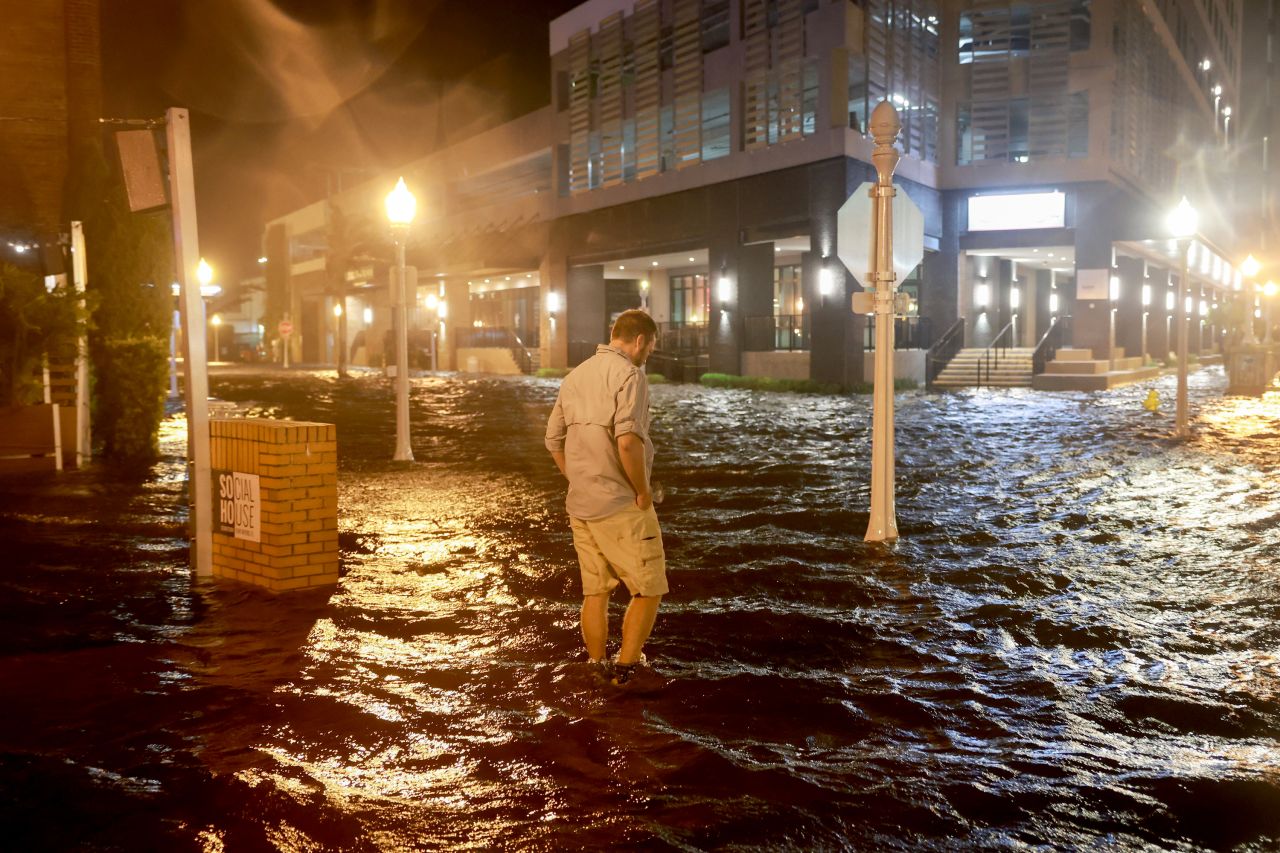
[[545, 344, 653, 521]]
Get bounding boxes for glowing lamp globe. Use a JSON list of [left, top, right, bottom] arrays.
[[1166, 197, 1198, 239], [385, 177, 417, 227]]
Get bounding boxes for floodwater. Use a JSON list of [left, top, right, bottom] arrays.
[[2, 364, 1279, 850]]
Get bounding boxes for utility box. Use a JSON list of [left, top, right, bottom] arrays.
[[1226, 344, 1279, 396], [209, 419, 338, 591]]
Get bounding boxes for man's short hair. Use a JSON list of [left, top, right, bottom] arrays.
[[611, 309, 658, 343]]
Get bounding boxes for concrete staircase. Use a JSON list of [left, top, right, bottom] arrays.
[[932, 347, 1035, 388], [1032, 347, 1160, 391]]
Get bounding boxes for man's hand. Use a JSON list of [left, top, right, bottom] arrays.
[[550, 450, 567, 478], [634, 489, 653, 510]]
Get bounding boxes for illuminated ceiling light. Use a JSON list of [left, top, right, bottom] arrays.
[[651, 261, 659, 266], [688, 256, 695, 263], [257, 256, 268, 264], [618, 265, 625, 270]]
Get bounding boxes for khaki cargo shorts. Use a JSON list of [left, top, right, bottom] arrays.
[[570, 504, 668, 597]]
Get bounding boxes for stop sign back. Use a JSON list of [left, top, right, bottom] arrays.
[[278, 319, 293, 337], [836, 182, 924, 288]]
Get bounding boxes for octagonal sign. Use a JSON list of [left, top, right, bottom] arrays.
[[836, 182, 925, 288]]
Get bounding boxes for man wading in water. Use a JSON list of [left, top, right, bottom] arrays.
[[545, 309, 667, 686]]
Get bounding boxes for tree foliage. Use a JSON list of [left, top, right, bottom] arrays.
[[67, 139, 174, 468], [0, 263, 82, 406]]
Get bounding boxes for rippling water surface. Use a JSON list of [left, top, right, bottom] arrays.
[[2, 365, 1279, 850]]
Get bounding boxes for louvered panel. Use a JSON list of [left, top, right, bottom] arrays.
[[865, 0, 890, 105], [774, 0, 805, 142], [968, 6, 1010, 62], [568, 30, 592, 195], [970, 60, 1009, 101], [632, 0, 661, 181], [671, 0, 702, 168], [1028, 0, 1069, 95], [1028, 95, 1067, 157], [743, 0, 770, 150], [970, 101, 1008, 162], [596, 12, 625, 187]]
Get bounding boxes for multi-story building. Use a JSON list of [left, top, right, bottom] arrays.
[[0, 0, 101, 271], [265, 0, 1257, 384]]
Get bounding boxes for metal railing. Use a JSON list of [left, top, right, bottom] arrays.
[[976, 320, 1016, 388], [1032, 315, 1072, 375], [925, 318, 965, 389], [742, 314, 810, 351], [457, 327, 535, 374], [862, 315, 932, 351], [657, 321, 709, 355]]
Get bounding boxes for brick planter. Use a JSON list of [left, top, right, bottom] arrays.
[[209, 419, 338, 591]]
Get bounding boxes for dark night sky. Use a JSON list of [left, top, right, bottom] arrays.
[[100, 0, 580, 283]]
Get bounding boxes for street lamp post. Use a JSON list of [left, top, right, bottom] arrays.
[[1167, 197, 1198, 438], [386, 177, 416, 462]]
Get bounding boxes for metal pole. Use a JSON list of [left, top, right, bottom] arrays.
[[166, 107, 212, 576], [393, 238, 414, 461], [865, 101, 901, 544], [70, 221, 91, 465], [169, 308, 179, 398], [1175, 241, 1190, 438]]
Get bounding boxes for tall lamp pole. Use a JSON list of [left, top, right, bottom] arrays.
[[865, 101, 902, 543], [386, 177, 416, 462], [1167, 197, 1198, 439]]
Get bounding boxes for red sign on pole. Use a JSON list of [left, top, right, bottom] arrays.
[[277, 320, 293, 337]]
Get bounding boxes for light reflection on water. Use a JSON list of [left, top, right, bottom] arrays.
[[2, 365, 1278, 849]]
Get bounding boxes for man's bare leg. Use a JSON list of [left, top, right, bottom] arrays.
[[617, 594, 662, 665], [581, 592, 610, 662]]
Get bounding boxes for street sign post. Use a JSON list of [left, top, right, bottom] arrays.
[[835, 101, 920, 544], [278, 318, 293, 368]]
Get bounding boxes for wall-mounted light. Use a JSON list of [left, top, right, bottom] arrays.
[[1185, 295, 1194, 314], [424, 293, 439, 311], [1199, 299, 1208, 317], [1049, 293, 1059, 314], [1141, 284, 1151, 306], [437, 301, 448, 319], [1165, 291, 1175, 311], [547, 291, 562, 314], [640, 279, 650, 292], [818, 266, 834, 297], [363, 307, 373, 324], [974, 282, 990, 309], [1109, 275, 1120, 301], [717, 270, 731, 307], [333, 302, 343, 318], [1010, 286, 1021, 309]]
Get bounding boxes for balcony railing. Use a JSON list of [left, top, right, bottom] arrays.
[[743, 314, 810, 351], [862, 316, 932, 351], [656, 321, 709, 355]]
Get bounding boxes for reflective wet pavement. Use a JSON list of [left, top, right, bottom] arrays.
[[2, 365, 1278, 850]]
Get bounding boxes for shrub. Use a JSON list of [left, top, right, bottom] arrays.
[[93, 334, 169, 467], [0, 263, 82, 406], [646, 372, 667, 384], [535, 367, 570, 378], [698, 372, 842, 395]]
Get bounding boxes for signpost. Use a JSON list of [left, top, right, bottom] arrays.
[[835, 101, 921, 543], [278, 318, 293, 368]]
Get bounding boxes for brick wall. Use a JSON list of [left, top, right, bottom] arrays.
[[209, 419, 339, 591]]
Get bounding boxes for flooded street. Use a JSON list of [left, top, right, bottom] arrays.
[[3, 365, 1279, 850]]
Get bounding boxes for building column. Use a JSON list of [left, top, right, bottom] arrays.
[[441, 279, 471, 371], [540, 253, 569, 369], [1114, 254, 1145, 362], [707, 239, 771, 375], [1015, 262, 1037, 347], [1147, 266, 1171, 364], [1073, 190, 1117, 359], [566, 264, 606, 367]]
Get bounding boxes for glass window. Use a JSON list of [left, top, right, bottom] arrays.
[[670, 274, 710, 324], [701, 89, 731, 161], [701, 0, 730, 52], [1069, 0, 1092, 51], [773, 265, 803, 316], [1067, 91, 1089, 157]]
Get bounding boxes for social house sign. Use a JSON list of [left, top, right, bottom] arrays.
[[213, 469, 260, 542]]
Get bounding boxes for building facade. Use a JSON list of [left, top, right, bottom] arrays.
[[264, 0, 1257, 381]]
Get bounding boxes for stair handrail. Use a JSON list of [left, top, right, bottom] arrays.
[[925, 317, 966, 390], [978, 320, 1016, 388], [1031, 314, 1071, 375]]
